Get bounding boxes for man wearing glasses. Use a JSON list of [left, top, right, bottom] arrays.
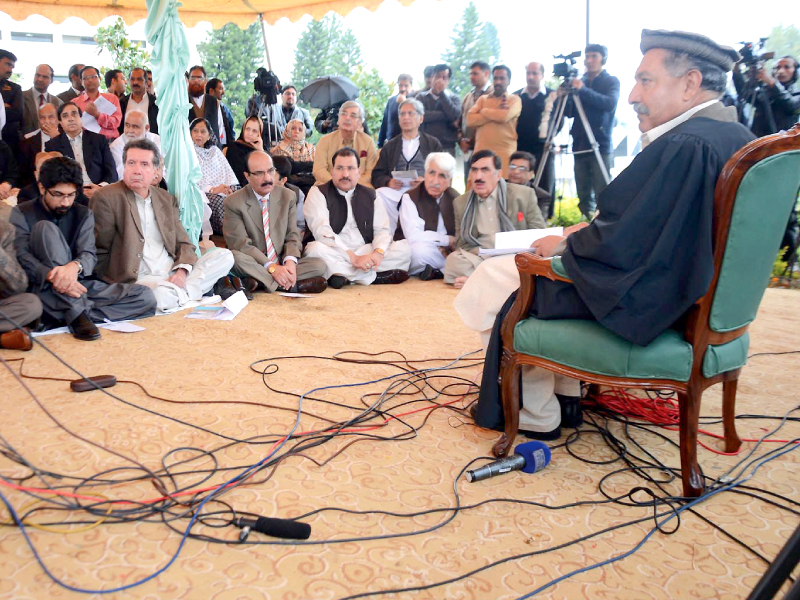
[[223, 151, 327, 294], [507, 151, 552, 218], [9, 156, 156, 340], [313, 101, 378, 188], [73, 66, 122, 141], [91, 138, 234, 312]]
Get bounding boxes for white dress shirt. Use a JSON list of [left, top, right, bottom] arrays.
[[640, 99, 719, 149], [134, 191, 192, 277], [253, 189, 297, 266], [398, 192, 450, 247]]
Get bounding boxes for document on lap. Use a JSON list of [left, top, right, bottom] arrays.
[[478, 227, 564, 257]]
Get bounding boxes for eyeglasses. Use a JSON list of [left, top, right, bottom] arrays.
[[247, 168, 277, 178], [46, 190, 78, 200], [508, 165, 530, 172], [81, 74, 99, 81], [399, 111, 419, 118]]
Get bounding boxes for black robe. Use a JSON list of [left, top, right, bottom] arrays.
[[474, 105, 754, 430]]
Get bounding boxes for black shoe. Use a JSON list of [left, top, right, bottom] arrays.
[[295, 276, 327, 294], [68, 312, 100, 341], [328, 275, 350, 289], [419, 265, 444, 281], [230, 276, 254, 301], [214, 276, 238, 301], [374, 269, 410, 285], [520, 426, 561, 441], [556, 394, 583, 428]]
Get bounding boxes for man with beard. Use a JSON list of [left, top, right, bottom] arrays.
[[119, 68, 159, 135], [223, 151, 327, 294], [187, 66, 230, 148], [9, 156, 156, 340], [304, 147, 411, 288], [275, 85, 312, 138], [467, 65, 522, 177], [109, 110, 162, 179], [0, 50, 23, 153]]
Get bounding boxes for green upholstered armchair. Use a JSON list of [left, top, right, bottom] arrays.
[[496, 124, 800, 498]]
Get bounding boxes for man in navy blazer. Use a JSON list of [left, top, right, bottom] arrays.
[[45, 102, 117, 200]]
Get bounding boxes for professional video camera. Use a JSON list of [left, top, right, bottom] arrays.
[[553, 51, 581, 84], [254, 67, 280, 105], [739, 38, 775, 69]]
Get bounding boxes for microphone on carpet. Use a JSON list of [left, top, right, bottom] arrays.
[[233, 516, 311, 541], [466, 441, 551, 483]]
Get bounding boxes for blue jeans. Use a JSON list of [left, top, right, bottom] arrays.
[[574, 152, 613, 218]]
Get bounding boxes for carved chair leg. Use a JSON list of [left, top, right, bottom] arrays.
[[492, 358, 519, 458], [678, 388, 705, 497], [722, 379, 742, 453]]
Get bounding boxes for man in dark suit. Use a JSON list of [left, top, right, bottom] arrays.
[[19, 103, 60, 187], [90, 138, 233, 312], [45, 102, 117, 200], [22, 64, 63, 135], [0, 50, 23, 153], [56, 64, 85, 103], [118, 68, 158, 136], [224, 151, 326, 294]]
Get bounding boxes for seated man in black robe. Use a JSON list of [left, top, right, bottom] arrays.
[[455, 29, 756, 439]]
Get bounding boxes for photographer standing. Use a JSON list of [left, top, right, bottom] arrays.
[[734, 55, 800, 137], [563, 44, 619, 220]]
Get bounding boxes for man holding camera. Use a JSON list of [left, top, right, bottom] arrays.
[[564, 44, 619, 220], [733, 54, 800, 138]]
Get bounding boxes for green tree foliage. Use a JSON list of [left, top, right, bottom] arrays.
[[94, 17, 150, 81], [440, 2, 502, 97], [198, 21, 264, 133], [290, 14, 363, 91], [349, 65, 392, 142], [764, 24, 800, 67]]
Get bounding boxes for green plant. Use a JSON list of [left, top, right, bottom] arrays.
[[549, 196, 583, 227], [94, 17, 150, 78]]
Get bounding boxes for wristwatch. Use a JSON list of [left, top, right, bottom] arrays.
[[374, 248, 385, 255], [267, 263, 278, 274], [73, 260, 83, 275]]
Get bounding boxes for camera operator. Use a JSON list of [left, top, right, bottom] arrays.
[[733, 55, 800, 137], [562, 44, 620, 220]]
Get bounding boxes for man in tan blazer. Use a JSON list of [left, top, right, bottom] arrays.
[[312, 101, 378, 189], [224, 151, 326, 294], [445, 149, 545, 288], [91, 138, 234, 311]]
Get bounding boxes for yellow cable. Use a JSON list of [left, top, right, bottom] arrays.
[[2, 495, 113, 534]]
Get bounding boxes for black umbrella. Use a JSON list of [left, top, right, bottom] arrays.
[[299, 76, 359, 109]]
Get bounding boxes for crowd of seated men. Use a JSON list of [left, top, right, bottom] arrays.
[[0, 52, 552, 352]]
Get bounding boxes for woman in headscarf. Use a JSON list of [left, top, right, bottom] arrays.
[[190, 117, 239, 236], [224, 115, 264, 186], [270, 118, 316, 165]]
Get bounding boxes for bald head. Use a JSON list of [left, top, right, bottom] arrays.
[[124, 110, 149, 139], [525, 62, 545, 93], [38, 103, 59, 138]]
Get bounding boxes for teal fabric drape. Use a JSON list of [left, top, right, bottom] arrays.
[[145, 0, 204, 252]]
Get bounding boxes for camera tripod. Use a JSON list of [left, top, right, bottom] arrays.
[[256, 94, 281, 149], [534, 83, 611, 198], [739, 76, 778, 134]]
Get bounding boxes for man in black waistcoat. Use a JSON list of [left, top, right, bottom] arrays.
[[303, 147, 411, 288], [515, 62, 557, 213], [9, 157, 156, 340], [394, 152, 458, 281]]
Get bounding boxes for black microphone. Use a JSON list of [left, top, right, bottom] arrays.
[[233, 516, 311, 541], [466, 441, 551, 483]]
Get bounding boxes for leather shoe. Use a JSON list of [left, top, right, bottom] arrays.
[[230, 276, 253, 301], [0, 327, 33, 351], [214, 276, 238, 301], [241, 277, 259, 293], [327, 275, 350, 289], [295, 276, 327, 294], [374, 269, 410, 285], [68, 312, 100, 341], [419, 264, 444, 281], [556, 394, 583, 428], [521, 426, 561, 441]]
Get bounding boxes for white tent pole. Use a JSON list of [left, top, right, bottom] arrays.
[[259, 13, 273, 72]]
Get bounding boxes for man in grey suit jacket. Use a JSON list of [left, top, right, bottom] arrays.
[[223, 151, 327, 294], [22, 64, 63, 135], [90, 138, 234, 311]]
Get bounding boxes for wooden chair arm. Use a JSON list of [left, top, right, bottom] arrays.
[[514, 252, 574, 283]]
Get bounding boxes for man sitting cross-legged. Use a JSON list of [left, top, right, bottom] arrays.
[[394, 152, 458, 281], [223, 151, 327, 295], [445, 149, 546, 288], [10, 156, 156, 340], [303, 147, 411, 288], [90, 138, 234, 312]]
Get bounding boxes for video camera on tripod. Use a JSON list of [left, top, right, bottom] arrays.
[[553, 51, 581, 86], [254, 67, 280, 104], [739, 38, 775, 70], [253, 67, 282, 147]]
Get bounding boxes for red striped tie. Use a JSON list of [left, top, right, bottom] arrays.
[[261, 197, 278, 265]]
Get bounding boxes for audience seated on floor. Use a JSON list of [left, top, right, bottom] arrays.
[[90, 137, 234, 313], [0, 218, 41, 350], [394, 151, 458, 281], [9, 156, 156, 340], [303, 147, 411, 288]]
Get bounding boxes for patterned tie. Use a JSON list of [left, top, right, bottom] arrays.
[[260, 196, 278, 265]]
